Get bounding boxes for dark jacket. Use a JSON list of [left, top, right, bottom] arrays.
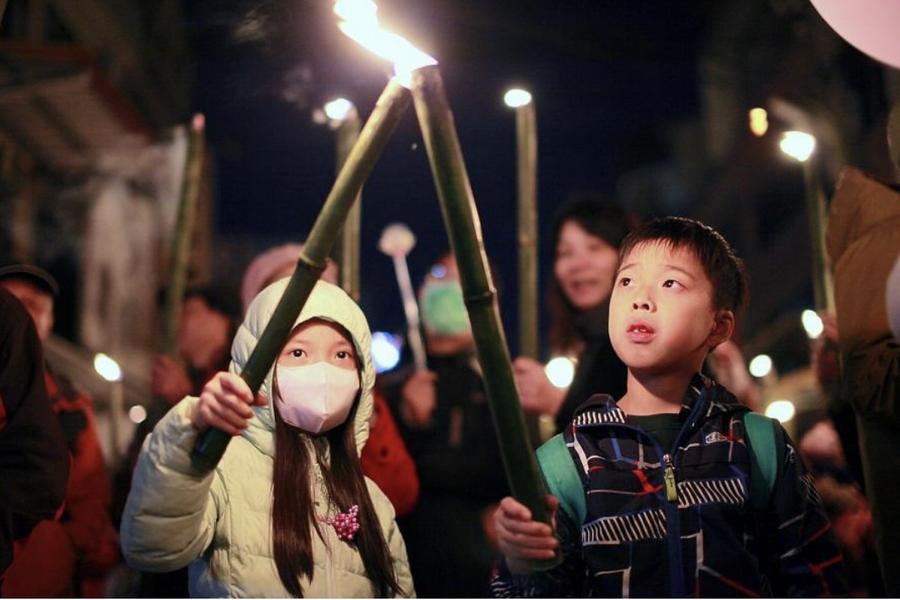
[[0, 289, 69, 576], [386, 352, 509, 597], [493, 374, 846, 597]]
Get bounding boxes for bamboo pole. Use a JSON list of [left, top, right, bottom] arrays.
[[515, 100, 538, 360], [161, 114, 205, 357], [802, 159, 835, 313], [191, 80, 411, 471], [109, 380, 124, 465], [335, 112, 362, 300], [410, 66, 555, 536]]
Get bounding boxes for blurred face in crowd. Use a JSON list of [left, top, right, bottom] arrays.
[[263, 258, 339, 290], [419, 255, 474, 356], [554, 220, 620, 312], [177, 296, 232, 370], [1, 278, 54, 342]]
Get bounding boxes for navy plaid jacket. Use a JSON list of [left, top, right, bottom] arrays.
[[492, 374, 847, 597]]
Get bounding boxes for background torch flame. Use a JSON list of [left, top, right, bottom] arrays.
[[334, 0, 436, 87]]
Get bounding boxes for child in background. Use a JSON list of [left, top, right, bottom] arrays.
[[121, 280, 413, 597], [491, 217, 846, 597]]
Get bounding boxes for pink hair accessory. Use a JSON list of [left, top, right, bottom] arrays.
[[321, 504, 360, 542]]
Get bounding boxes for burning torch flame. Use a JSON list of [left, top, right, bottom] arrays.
[[334, 0, 436, 87]]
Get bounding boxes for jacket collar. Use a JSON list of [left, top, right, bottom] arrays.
[[572, 373, 742, 428]]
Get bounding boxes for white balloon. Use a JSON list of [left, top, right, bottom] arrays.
[[810, 0, 900, 69]]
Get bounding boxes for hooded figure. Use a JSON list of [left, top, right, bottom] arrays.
[[121, 280, 414, 597]]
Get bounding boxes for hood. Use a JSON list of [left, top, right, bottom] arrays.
[[229, 279, 375, 457]]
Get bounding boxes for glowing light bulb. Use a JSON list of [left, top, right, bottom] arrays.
[[544, 356, 575, 389], [371, 331, 401, 373], [765, 399, 795, 423], [324, 97, 355, 121], [748, 354, 773, 378], [748, 107, 768, 137], [129, 405, 147, 424], [504, 88, 532, 108], [801, 309, 824, 339], [779, 131, 816, 162], [94, 353, 122, 382]]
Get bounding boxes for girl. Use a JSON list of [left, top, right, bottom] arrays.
[[513, 197, 635, 432], [121, 280, 414, 597]]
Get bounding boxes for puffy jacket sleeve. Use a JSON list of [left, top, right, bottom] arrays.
[[120, 396, 221, 572]]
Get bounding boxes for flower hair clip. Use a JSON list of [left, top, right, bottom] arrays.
[[321, 504, 360, 542]]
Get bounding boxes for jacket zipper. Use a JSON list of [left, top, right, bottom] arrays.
[[663, 395, 706, 598], [597, 394, 706, 596], [663, 453, 678, 503]]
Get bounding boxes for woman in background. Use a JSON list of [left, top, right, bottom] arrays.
[[513, 197, 636, 432]]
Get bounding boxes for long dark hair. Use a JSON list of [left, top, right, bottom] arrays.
[[271, 323, 401, 598], [547, 196, 637, 353]]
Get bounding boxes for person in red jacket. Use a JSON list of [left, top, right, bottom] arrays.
[[0, 264, 118, 597], [0, 287, 69, 591]]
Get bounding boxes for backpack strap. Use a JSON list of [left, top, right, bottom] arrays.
[[743, 412, 781, 510], [536, 433, 587, 524]]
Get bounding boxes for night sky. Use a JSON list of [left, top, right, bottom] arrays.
[[189, 1, 707, 352]]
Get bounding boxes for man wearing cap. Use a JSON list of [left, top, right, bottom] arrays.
[[0, 264, 119, 597]]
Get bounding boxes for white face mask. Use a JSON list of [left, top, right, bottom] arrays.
[[275, 362, 360, 434]]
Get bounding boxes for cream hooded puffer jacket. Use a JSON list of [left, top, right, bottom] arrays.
[[120, 280, 414, 597]]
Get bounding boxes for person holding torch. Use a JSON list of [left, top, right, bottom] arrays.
[[239, 242, 420, 518], [513, 196, 634, 433], [381, 252, 509, 598], [121, 280, 413, 597]]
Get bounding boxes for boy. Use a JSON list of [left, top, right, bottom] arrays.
[[491, 217, 846, 597]]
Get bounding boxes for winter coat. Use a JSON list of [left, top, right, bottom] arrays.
[[826, 166, 900, 425], [826, 166, 900, 594], [121, 280, 414, 597], [492, 375, 846, 597], [385, 352, 509, 597], [3, 367, 119, 597], [0, 289, 68, 578]]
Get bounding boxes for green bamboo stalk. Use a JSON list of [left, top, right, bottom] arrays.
[[335, 113, 362, 300], [161, 114, 205, 357], [410, 66, 556, 541], [516, 101, 538, 360], [191, 80, 411, 471], [802, 160, 834, 313]]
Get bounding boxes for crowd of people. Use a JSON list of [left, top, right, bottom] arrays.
[[0, 195, 898, 597]]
